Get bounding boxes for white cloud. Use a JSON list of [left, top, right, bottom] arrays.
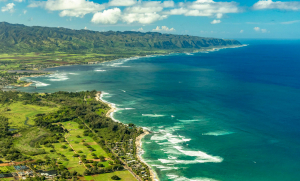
[[163, 1, 175, 8], [240, 30, 244, 33], [211, 19, 221, 24], [164, 0, 241, 18], [261, 29, 267, 33], [254, 27, 260, 31], [23, 10, 27, 14], [29, 0, 105, 17], [253, 0, 300, 11], [122, 12, 167, 24], [254, 27, 268, 33], [121, 1, 170, 24], [152, 26, 175, 32], [137, 27, 144, 31], [108, 0, 137, 7], [84, 26, 87, 30], [281, 20, 300, 24], [91, 8, 121, 24], [1, 3, 15, 13], [14, 0, 24, 2], [125, 6, 164, 14]]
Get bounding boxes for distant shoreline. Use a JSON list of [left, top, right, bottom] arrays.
[[16, 44, 247, 88]]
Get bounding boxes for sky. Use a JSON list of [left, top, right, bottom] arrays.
[[0, 0, 300, 39]]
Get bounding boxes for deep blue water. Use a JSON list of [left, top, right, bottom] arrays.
[[21, 40, 300, 181]]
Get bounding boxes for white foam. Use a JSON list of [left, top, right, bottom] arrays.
[[185, 53, 194, 56], [121, 90, 126, 92], [142, 114, 165, 117], [95, 69, 107, 72], [171, 115, 175, 118], [173, 176, 219, 181], [167, 174, 179, 180], [117, 108, 135, 111], [151, 132, 190, 144], [32, 81, 50, 87], [151, 164, 179, 171], [174, 146, 223, 163], [178, 119, 201, 123], [68, 73, 78, 75], [47, 73, 69, 81], [203, 131, 234, 136]]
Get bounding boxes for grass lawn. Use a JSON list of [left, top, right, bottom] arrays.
[[84, 171, 136, 181], [0, 178, 15, 181], [61, 121, 108, 159], [0, 166, 14, 173], [30, 121, 111, 175], [0, 102, 58, 128]]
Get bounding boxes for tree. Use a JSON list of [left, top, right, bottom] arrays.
[[98, 163, 104, 167], [99, 156, 105, 162], [111, 175, 120, 180], [128, 123, 135, 127]]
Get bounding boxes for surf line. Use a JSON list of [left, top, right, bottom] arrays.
[[95, 91, 160, 181]]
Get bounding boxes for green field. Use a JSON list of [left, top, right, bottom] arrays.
[[61, 121, 109, 159], [0, 102, 58, 128], [28, 121, 111, 175], [14, 127, 50, 155], [84, 171, 136, 181], [0, 178, 14, 181], [0, 52, 116, 71], [0, 166, 14, 173]]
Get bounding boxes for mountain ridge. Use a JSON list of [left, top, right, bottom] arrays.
[[0, 22, 241, 54]]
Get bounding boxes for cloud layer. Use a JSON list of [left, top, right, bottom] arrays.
[[1, 3, 15, 13], [19, 0, 300, 26], [253, 0, 300, 11]]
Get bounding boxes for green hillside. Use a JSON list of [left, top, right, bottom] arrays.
[[0, 22, 241, 54]]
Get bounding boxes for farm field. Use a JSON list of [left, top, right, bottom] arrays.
[[0, 102, 58, 128], [84, 171, 136, 181]]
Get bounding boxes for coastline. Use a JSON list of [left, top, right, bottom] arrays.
[[10, 44, 248, 180], [14, 44, 247, 89], [95, 92, 159, 181]]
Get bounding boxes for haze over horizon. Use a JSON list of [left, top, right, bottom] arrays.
[[0, 0, 300, 39]]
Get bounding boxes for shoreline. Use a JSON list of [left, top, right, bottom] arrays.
[[95, 92, 159, 181], [14, 44, 247, 89], [11, 44, 247, 180]]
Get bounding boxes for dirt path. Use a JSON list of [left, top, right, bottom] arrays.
[[0, 160, 36, 167]]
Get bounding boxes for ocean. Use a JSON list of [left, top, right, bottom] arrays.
[[21, 40, 300, 181]]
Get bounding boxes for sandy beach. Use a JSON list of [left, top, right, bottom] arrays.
[[136, 130, 159, 181], [95, 92, 159, 181]]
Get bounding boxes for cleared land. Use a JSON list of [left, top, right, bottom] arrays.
[[0, 102, 58, 127], [14, 127, 50, 155]]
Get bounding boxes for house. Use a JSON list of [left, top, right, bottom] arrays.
[[39, 170, 57, 178]]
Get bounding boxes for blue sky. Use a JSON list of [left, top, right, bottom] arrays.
[[1, 0, 300, 39]]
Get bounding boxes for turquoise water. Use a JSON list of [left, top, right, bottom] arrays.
[[21, 40, 300, 181]]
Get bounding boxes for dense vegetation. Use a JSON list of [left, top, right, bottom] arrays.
[[0, 90, 149, 180], [0, 22, 241, 54]]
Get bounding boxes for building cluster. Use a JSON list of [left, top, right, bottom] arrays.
[[0, 165, 57, 180], [110, 139, 149, 180]]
